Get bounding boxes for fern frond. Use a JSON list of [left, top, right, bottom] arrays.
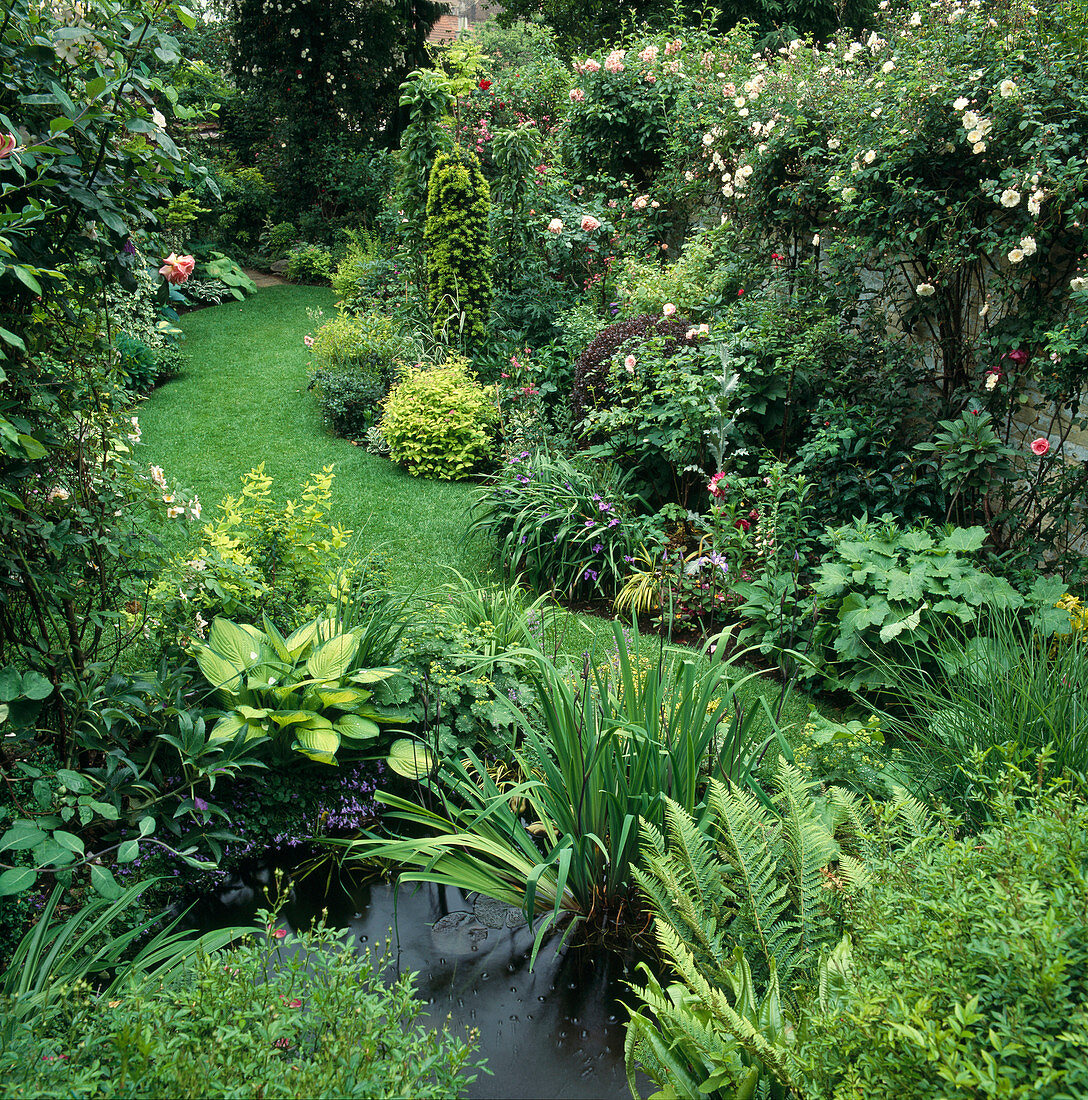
[[706, 778, 795, 978], [773, 762, 839, 965], [884, 784, 934, 840]]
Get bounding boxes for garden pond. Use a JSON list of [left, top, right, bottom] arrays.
[[183, 856, 647, 1099]]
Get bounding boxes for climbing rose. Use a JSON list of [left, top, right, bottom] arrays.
[[160, 253, 195, 285], [568, 88, 584, 102], [580, 214, 600, 232], [1030, 437, 1050, 456], [624, 354, 637, 372], [547, 218, 564, 233]]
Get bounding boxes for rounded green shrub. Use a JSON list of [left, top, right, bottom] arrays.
[[380, 359, 498, 480], [424, 146, 492, 348]]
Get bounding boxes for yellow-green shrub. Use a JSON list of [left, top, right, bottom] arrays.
[[380, 360, 497, 480]]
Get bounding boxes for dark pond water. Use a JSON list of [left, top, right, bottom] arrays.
[[185, 860, 645, 1100]]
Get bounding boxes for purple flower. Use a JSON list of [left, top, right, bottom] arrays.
[[583, 568, 599, 581], [598, 501, 613, 512], [584, 520, 595, 528], [194, 796, 208, 812], [608, 518, 620, 528], [592, 542, 603, 554]]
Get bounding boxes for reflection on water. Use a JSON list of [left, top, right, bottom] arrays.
[[185, 862, 644, 1100]]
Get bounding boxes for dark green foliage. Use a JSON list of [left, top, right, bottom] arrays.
[[572, 313, 695, 424], [1, 908, 482, 1098], [800, 771, 1088, 1099], [424, 146, 493, 349], [226, 0, 444, 212], [308, 369, 388, 439]]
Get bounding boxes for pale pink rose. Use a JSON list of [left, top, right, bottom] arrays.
[[580, 214, 601, 232], [1030, 437, 1050, 456], [569, 87, 585, 102], [604, 50, 625, 73], [624, 354, 637, 371], [644, 72, 657, 83], [159, 253, 195, 285], [638, 45, 659, 63], [632, 195, 649, 210], [583, 58, 601, 73], [303, 334, 314, 348], [662, 302, 677, 317], [547, 218, 564, 233], [722, 82, 736, 96], [665, 39, 683, 56]]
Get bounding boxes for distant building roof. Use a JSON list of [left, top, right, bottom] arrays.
[[427, 1, 503, 42]]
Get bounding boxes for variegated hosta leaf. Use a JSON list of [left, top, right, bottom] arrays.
[[314, 687, 371, 709], [192, 646, 246, 696], [386, 738, 435, 779], [335, 714, 380, 741], [293, 721, 340, 765], [306, 633, 359, 683]]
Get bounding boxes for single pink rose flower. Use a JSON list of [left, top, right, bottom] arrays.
[[1030, 437, 1050, 456], [580, 214, 601, 232], [160, 253, 195, 285], [662, 302, 677, 317]]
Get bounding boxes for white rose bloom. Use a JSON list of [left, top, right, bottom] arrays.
[[972, 141, 987, 154], [1070, 277, 1088, 292], [916, 282, 936, 296], [1008, 248, 1025, 263], [828, 137, 841, 149], [910, 11, 922, 24], [1020, 235, 1037, 256], [999, 78, 1017, 97], [1000, 188, 1021, 207], [954, 96, 969, 110], [962, 110, 980, 129], [967, 129, 981, 143], [842, 186, 857, 202], [864, 149, 877, 164]]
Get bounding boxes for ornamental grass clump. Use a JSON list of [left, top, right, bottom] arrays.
[[467, 449, 646, 599], [379, 359, 498, 480]]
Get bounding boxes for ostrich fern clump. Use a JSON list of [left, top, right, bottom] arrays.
[[424, 146, 492, 348]]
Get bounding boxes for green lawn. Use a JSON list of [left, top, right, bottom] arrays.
[[136, 282, 819, 733], [136, 284, 491, 593]]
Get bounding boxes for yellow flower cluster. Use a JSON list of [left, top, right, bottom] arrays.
[[1055, 593, 1088, 639]]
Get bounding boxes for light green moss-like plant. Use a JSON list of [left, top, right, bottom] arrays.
[[380, 359, 497, 480], [424, 146, 492, 348]]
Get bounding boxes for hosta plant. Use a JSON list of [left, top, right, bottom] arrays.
[[192, 615, 408, 765]]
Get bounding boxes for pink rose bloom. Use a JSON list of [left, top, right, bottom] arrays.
[[581, 214, 601, 232], [722, 82, 736, 96], [662, 302, 677, 317], [583, 58, 601, 72], [160, 253, 195, 285], [604, 51, 625, 73], [708, 471, 727, 498], [624, 354, 637, 371], [0, 132, 16, 158], [1030, 437, 1050, 456], [644, 72, 657, 83], [638, 45, 659, 63], [633, 195, 649, 210], [665, 39, 683, 56], [303, 333, 314, 348], [547, 217, 564, 233], [569, 87, 585, 102]]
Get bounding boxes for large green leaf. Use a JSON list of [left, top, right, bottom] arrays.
[[269, 710, 314, 729], [192, 646, 246, 696], [293, 722, 341, 765], [386, 738, 435, 779], [208, 712, 246, 741], [335, 714, 380, 741], [349, 667, 398, 684], [283, 619, 319, 659], [314, 687, 371, 709], [208, 617, 267, 669], [306, 633, 359, 683]]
